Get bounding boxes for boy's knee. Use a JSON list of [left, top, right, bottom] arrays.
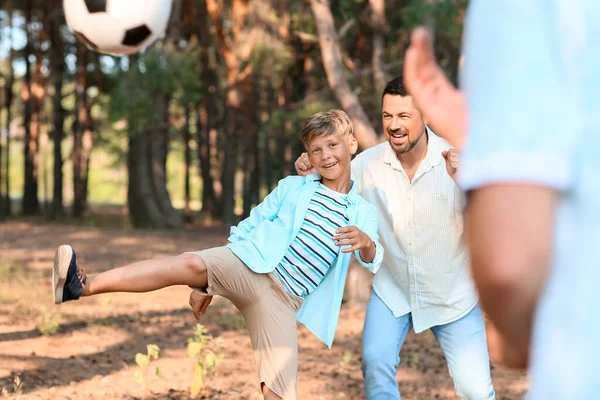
[[181, 253, 207, 276]]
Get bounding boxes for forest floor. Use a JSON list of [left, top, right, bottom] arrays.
[[0, 219, 528, 399]]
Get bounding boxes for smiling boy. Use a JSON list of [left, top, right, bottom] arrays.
[[52, 109, 383, 400]]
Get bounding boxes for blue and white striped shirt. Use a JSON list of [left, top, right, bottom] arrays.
[[274, 184, 350, 298]]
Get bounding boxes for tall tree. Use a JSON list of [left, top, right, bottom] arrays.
[[21, 0, 40, 215], [309, 0, 379, 150], [206, 0, 256, 223], [125, 7, 183, 229], [72, 43, 90, 217], [369, 0, 388, 94], [196, 0, 221, 221], [3, 0, 15, 216], [49, 2, 67, 217]]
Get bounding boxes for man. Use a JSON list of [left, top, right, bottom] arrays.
[[404, 2, 600, 398], [295, 78, 495, 400]]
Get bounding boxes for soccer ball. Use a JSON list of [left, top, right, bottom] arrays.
[[63, 0, 173, 56]]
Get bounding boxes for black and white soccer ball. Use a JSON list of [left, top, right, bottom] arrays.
[[63, 0, 173, 56]]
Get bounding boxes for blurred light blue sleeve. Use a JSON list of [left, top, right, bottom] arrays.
[[459, 1, 576, 192]]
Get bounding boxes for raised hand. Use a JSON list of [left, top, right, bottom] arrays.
[[404, 27, 468, 150], [294, 152, 317, 176], [442, 148, 460, 182]]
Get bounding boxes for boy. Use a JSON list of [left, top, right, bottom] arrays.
[[52, 109, 384, 400]]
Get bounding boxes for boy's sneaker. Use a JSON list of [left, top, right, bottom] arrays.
[[52, 245, 87, 304]]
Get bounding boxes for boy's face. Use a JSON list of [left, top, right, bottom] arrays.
[[306, 132, 358, 184]]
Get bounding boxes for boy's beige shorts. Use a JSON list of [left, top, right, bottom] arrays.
[[189, 246, 303, 400]]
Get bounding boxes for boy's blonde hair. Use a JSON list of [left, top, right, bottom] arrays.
[[301, 109, 354, 148]]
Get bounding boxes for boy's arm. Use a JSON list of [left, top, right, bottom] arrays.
[[355, 206, 383, 272], [229, 177, 292, 241]]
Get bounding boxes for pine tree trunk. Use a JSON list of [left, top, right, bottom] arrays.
[[183, 104, 192, 222], [127, 96, 183, 229], [72, 43, 88, 218], [49, 1, 66, 217], [197, 0, 220, 220], [22, 0, 40, 215], [369, 0, 388, 94], [3, 0, 14, 216], [206, 0, 253, 223]]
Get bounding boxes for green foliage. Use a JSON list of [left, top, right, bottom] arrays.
[[187, 324, 224, 397], [134, 344, 161, 390], [36, 305, 61, 336], [403, 0, 467, 41], [108, 43, 204, 135]]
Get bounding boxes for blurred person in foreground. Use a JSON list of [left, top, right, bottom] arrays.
[[404, 2, 600, 398]]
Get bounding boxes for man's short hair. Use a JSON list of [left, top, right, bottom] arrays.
[[382, 76, 409, 99], [301, 109, 354, 148]]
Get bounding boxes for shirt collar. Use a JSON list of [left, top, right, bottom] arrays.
[[306, 172, 360, 202]]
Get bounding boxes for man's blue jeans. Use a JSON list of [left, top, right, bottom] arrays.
[[361, 291, 496, 399]]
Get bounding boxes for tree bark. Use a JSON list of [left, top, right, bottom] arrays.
[[183, 104, 192, 222], [206, 0, 254, 223], [309, 0, 379, 150], [197, 0, 220, 220], [72, 43, 89, 218], [369, 0, 388, 94], [22, 0, 40, 215], [49, 1, 66, 217], [3, 0, 15, 216]]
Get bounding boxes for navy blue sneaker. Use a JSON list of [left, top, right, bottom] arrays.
[[52, 245, 87, 304]]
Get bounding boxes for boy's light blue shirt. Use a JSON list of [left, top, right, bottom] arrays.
[[227, 173, 384, 348]]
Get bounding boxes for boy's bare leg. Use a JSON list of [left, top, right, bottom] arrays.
[[83, 253, 208, 296]]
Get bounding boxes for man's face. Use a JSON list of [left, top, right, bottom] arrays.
[[306, 132, 357, 183], [382, 94, 427, 155]]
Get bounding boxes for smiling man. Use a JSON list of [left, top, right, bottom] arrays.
[[295, 77, 495, 400]]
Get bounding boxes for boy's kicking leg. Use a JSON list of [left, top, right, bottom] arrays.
[[53, 244, 208, 304]]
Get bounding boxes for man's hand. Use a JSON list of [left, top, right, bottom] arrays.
[[442, 148, 460, 182], [404, 27, 468, 150], [333, 226, 375, 262], [189, 289, 213, 320], [294, 152, 316, 177]]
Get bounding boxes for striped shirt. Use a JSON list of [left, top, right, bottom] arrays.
[[274, 184, 350, 298], [351, 131, 477, 333]]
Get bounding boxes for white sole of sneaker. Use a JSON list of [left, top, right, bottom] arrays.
[[53, 245, 73, 304]]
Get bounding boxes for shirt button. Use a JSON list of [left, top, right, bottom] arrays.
[[408, 242, 412, 246], [409, 262, 414, 266], [408, 221, 412, 226], [410, 279, 415, 285], [408, 196, 412, 201]]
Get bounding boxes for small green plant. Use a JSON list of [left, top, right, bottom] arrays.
[[187, 324, 224, 397], [134, 344, 160, 390], [36, 306, 61, 335], [100, 295, 112, 308], [1, 386, 9, 397], [341, 350, 352, 366]]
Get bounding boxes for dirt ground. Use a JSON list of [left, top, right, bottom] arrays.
[[0, 220, 528, 399]]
